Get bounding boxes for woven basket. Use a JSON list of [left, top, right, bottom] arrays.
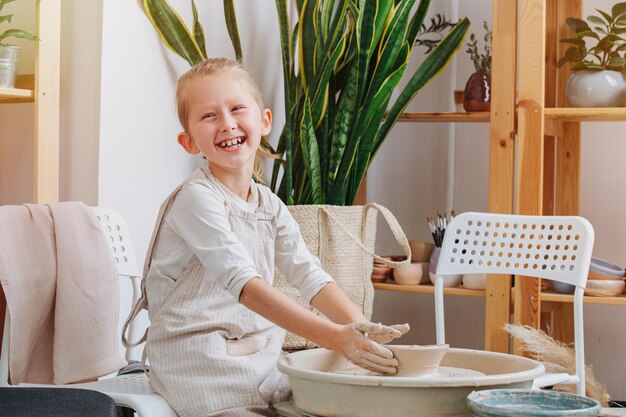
[[274, 203, 410, 349]]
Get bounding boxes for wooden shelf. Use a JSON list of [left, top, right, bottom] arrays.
[[373, 282, 486, 297], [541, 291, 626, 306], [397, 112, 490, 123], [545, 107, 626, 121], [0, 87, 34, 103]]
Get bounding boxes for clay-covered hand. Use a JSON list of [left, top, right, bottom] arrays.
[[334, 324, 399, 375], [352, 321, 410, 345]]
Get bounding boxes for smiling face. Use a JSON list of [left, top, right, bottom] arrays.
[[177, 72, 272, 177]]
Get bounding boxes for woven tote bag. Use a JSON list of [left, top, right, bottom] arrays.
[[274, 203, 411, 349]]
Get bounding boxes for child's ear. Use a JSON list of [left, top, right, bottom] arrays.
[[178, 132, 200, 154], [261, 109, 272, 136]]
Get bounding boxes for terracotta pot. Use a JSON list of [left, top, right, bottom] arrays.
[[463, 72, 491, 112]]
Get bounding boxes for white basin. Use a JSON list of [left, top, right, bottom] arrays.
[[277, 347, 545, 417]]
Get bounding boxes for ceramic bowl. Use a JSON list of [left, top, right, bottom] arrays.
[[429, 272, 463, 287], [387, 344, 449, 377], [393, 262, 427, 285], [466, 389, 601, 417], [588, 257, 625, 280], [462, 274, 487, 290], [408, 240, 435, 262], [552, 281, 576, 294], [585, 279, 625, 297]]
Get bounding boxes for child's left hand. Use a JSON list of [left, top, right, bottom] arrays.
[[352, 322, 410, 345]]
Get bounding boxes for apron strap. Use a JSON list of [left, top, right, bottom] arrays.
[[121, 178, 209, 348]]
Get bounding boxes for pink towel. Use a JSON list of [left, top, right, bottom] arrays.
[[0, 202, 126, 384]]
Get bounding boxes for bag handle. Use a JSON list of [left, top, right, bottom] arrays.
[[320, 203, 411, 268]]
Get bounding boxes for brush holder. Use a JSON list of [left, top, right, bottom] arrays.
[[428, 247, 462, 287]]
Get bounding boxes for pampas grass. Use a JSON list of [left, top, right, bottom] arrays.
[[504, 323, 610, 407]]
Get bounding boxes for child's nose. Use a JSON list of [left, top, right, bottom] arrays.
[[220, 113, 238, 131]]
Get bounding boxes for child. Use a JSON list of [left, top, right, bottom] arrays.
[[126, 58, 409, 417]]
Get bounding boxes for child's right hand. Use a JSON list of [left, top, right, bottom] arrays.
[[332, 323, 399, 375]]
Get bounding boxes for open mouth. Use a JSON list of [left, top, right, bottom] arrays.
[[217, 136, 246, 149]]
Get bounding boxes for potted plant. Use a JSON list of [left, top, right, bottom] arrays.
[[141, 0, 468, 348], [557, 3, 626, 107], [0, 0, 39, 88], [463, 21, 492, 112]]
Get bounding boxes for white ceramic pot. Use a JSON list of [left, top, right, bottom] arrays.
[[565, 70, 626, 107]]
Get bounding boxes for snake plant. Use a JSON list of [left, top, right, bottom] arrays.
[[142, 0, 469, 205]]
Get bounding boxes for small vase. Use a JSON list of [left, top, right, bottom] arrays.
[[565, 70, 626, 107], [0, 45, 21, 88], [463, 72, 491, 112], [428, 247, 462, 287]]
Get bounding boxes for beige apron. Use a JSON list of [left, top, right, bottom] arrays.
[[124, 177, 291, 417]]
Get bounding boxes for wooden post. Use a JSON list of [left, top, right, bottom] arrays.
[[514, 0, 546, 355], [34, 0, 61, 203], [549, 0, 583, 345], [485, 0, 517, 353]]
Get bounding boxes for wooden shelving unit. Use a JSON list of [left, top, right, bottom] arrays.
[[397, 112, 490, 123], [376, 0, 626, 356], [374, 282, 486, 297]]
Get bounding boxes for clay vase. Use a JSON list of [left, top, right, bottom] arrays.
[[463, 72, 491, 112]]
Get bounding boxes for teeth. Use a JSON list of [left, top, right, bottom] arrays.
[[219, 137, 244, 148]]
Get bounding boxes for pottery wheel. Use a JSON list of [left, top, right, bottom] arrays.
[[274, 400, 320, 417]]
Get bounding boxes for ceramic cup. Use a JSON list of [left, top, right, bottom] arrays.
[[394, 262, 429, 285]]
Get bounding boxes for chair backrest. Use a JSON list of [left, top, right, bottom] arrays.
[[433, 212, 594, 397], [437, 212, 594, 288], [92, 208, 144, 362]]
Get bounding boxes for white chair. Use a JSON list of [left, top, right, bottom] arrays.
[[434, 212, 594, 396], [0, 207, 177, 417]]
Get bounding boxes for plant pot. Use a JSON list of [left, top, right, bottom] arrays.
[[463, 72, 491, 112], [0, 45, 21, 88], [565, 70, 626, 107]]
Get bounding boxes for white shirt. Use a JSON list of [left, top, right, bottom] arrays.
[[145, 167, 334, 317]]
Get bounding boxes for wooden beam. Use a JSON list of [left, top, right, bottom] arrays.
[[514, 0, 546, 355], [34, 0, 61, 203], [485, 0, 517, 354]]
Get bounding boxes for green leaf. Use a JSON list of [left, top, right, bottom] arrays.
[[574, 30, 599, 40], [298, 0, 317, 88], [407, 0, 431, 45], [299, 96, 324, 203], [586, 15, 605, 26], [612, 2, 626, 19], [143, 0, 204, 66], [223, 0, 242, 62], [566, 17, 590, 32], [374, 17, 470, 155], [0, 28, 38, 43], [310, 36, 346, 126], [191, 1, 207, 58], [596, 9, 614, 25], [571, 62, 603, 71], [0, 14, 12, 25], [608, 56, 626, 68]]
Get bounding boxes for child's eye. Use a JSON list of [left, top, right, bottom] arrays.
[[232, 105, 246, 111], [202, 113, 216, 120]]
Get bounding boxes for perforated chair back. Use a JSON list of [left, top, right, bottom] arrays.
[[92, 208, 143, 362], [434, 212, 594, 396]]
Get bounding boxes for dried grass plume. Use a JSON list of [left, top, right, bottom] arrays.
[[504, 323, 610, 406]]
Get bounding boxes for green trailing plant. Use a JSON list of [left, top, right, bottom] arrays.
[[0, 0, 39, 46], [141, 0, 469, 205], [557, 2, 626, 72], [465, 21, 491, 74]]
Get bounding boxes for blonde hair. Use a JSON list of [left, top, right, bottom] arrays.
[[176, 58, 276, 181]]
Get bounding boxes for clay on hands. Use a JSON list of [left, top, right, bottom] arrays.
[[352, 322, 410, 345]]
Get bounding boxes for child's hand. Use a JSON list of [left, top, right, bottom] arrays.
[[333, 324, 399, 374], [352, 321, 410, 345]]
